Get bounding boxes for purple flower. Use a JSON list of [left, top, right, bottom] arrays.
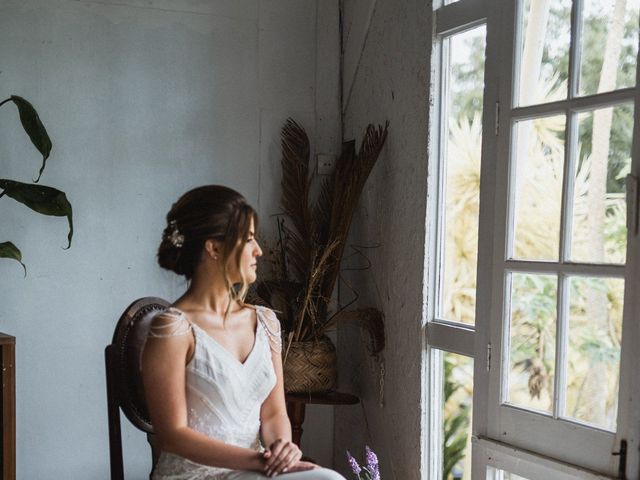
[[365, 446, 380, 480], [346, 450, 362, 475]]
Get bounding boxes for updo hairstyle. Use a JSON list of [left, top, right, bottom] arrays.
[[157, 186, 258, 292]]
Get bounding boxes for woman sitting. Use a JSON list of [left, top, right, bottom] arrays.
[[142, 185, 346, 479]]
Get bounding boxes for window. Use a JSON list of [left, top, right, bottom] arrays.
[[426, 1, 487, 479], [427, 0, 640, 478]]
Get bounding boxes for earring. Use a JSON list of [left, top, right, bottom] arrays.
[[213, 255, 218, 260]]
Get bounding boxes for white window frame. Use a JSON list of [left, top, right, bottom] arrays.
[[425, 1, 488, 479], [426, 0, 640, 478]]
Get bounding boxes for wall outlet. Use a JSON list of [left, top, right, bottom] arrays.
[[317, 154, 336, 175]]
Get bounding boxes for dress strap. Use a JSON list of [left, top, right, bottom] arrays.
[[256, 306, 283, 354], [148, 307, 193, 338]]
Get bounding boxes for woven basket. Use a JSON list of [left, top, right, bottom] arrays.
[[282, 335, 337, 393]]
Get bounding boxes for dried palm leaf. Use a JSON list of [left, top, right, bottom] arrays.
[[280, 221, 311, 283], [293, 239, 340, 341], [317, 123, 389, 326], [314, 175, 335, 249], [261, 119, 388, 351], [280, 118, 313, 280]]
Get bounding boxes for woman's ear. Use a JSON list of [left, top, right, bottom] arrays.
[[204, 239, 221, 260]]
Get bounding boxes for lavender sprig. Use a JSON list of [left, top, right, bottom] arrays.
[[346, 451, 362, 476], [365, 446, 380, 480], [346, 447, 381, 480]]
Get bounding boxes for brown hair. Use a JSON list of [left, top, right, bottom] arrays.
[[157, 185, 258, 301]]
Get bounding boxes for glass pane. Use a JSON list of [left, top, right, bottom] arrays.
[[507, 273, 557, 413], [440, 25, 486, 324], [517, 0, 571, 106], [443, 352, 473, 480], [511, 115, 566, 261], [578, 0, 639, 96], [564, 277, 623, 430], [570, 104, 633, 264], [487, 467, 531, 480]]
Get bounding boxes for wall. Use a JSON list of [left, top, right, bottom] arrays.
[[334, 0, 433, 478], [0, 0, 339, 477]]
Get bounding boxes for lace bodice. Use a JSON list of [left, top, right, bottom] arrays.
[[147, 305, 282, 480]]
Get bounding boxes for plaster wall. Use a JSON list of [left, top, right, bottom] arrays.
[[334, 0, 433, 478], [0, 0, 339, 477]]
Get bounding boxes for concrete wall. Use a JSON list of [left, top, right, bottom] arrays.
[[0, 0, 339, 477], [334, 0, 433, 478]]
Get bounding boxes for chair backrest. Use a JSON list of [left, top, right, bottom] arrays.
[[105, 297, 170, 480]]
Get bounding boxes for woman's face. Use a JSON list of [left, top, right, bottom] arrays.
[[227, 217, 262, 284]]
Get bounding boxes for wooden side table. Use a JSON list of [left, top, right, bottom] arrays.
[[285, 390, 359, 446], [0, 333, 15, 480]]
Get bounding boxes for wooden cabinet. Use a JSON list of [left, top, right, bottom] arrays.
[[0, 334, 15, 480]]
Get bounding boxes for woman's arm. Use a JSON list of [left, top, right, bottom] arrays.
[[141, 315, 265, 471], [259, 345, 292, 447], [259, 313, 303, 476]]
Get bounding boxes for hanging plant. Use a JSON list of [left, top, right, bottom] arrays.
[[0, 95, 73, 274]]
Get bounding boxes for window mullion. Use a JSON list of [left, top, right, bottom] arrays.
[[434, 38, 450, 321], [553, 273, 569, 419], [567, 0, 583, 98], [554, 108, 578, 421], [427, 347, 444, 480], [503, 260, 625, 277], [427, 321, 475, 356], [435, 0, 488, 36], [511, 88, 636, 120], [560, 112, 579, 262]]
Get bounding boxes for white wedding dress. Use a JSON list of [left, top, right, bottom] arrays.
[[146, 306, 345, 480]]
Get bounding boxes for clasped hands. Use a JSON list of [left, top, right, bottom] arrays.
[[262, 438, 318, 477]]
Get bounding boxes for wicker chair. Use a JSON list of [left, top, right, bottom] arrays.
[[105, 297, 170, 480]]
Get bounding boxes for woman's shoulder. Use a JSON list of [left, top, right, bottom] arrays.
[[147, 306, 192, 338], [246, 304, 283, 354], [246, 304, 280, 323]]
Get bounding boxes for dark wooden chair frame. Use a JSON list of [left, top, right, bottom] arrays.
[[105, 297, 170, 480]]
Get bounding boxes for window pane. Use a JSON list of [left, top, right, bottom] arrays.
[[439, 25, 486, 324], [578, 0, 640, 96], [507, 273, 557, 413], [570, 104, 633, 264], [564, 277, 623, 431], [443, 352, 473, 480], [511, 115, 566, 261], [517, 0, 571, 106]]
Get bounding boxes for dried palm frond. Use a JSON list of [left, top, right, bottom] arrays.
[[280, 118, 314, 281], [293, 239, 340, 342], [258, 119, 389, 348], [317, 123, 389, 329]]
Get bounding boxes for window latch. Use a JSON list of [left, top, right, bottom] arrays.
[[486, 343, 492, 372], [612, 439, 627, 479]]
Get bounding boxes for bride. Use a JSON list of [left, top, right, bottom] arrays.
[[142, 185, 346, 479]]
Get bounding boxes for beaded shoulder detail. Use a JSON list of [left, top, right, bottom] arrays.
[[256, 306, 283, 354], [147, 307, 192, 338]]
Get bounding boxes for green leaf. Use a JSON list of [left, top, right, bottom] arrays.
[[0, 179, 73, 248], [9, 95, 53, 182], [0, 241, 26, 275]]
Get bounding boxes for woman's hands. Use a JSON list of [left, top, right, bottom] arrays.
[[283, 460, 319, 473], [262, 438, 309, 476]]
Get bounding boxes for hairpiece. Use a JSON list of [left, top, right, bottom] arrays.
[[167, 220, 185, 248]]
